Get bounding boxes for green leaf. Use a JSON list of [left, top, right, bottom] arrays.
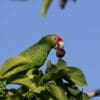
[[63, 67, 87, 86], [68, 96, 77, 100], [32, 70, 44, 85], [45, 60, 56, 73], [0, 56, 31, 76], [41, 68, 63, 83], [36, 90, 56, 100], [81, 93, 90, 100], [1, 64, 29, 79], [67, 87, 81, 96], [11, 77, 45, 93], [41, 0, 52, 16], [45, 59, 87, 86], [46, 59, 67, 73], [0, 89, 5, 95], [47, 83, 68, 100], [26, 68, 36, 76], [56, 58, 67, 68], [0, 80, 7, 89], [45, 60, 51, 73], [44, 59, 67, 83], [77, 92, 90, 100]]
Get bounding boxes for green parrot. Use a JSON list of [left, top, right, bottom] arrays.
[[0, 34, 64, 79]]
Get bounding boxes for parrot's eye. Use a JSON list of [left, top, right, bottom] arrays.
[[54, 35, 62, 42], [54, 36, 57, 41]]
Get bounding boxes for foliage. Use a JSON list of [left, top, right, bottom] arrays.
[[0, 0, 92, 100], [41, 0, 76, 16], [0, 58, 90, 100]]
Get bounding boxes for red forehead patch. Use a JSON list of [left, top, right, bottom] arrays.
[[55, 35, 62, 41]]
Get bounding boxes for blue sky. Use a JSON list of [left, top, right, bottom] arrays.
[[0, 0, 100, 99]]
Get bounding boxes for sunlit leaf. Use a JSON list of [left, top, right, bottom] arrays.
[[1, 64, 29, 79], [0, 56, 30, 77], [63, 67, 87, 86], [11, 77, 45, 93]]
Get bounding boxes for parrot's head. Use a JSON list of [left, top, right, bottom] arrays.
[[40, 34, 64, 49], [53, 34, 64, 49]]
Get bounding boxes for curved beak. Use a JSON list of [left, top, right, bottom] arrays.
[[54, 35, 64, 50], [54, 40, 64, 50], [58, 41, 64, 48]]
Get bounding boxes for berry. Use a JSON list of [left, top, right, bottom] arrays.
[[56, 48, 65, 58]]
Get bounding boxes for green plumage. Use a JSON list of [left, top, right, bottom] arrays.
[[19, 34, 56, 68], [0, 34, 56, 78]]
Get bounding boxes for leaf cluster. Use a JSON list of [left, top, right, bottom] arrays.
[[0, 59, 90, 100]]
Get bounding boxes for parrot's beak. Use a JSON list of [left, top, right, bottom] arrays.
[[54, 41, 64, 50], [54, 35, 64, 50], [58, 41, 64, 48]]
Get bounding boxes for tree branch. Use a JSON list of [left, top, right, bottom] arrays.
[[86, 89, 100, 97]]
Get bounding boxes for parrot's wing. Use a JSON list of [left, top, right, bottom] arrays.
[[0, 56, 31, 76]]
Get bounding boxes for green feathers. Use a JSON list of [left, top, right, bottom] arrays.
[[19, 34, 56, 65], [0, 34, 57, 79]]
